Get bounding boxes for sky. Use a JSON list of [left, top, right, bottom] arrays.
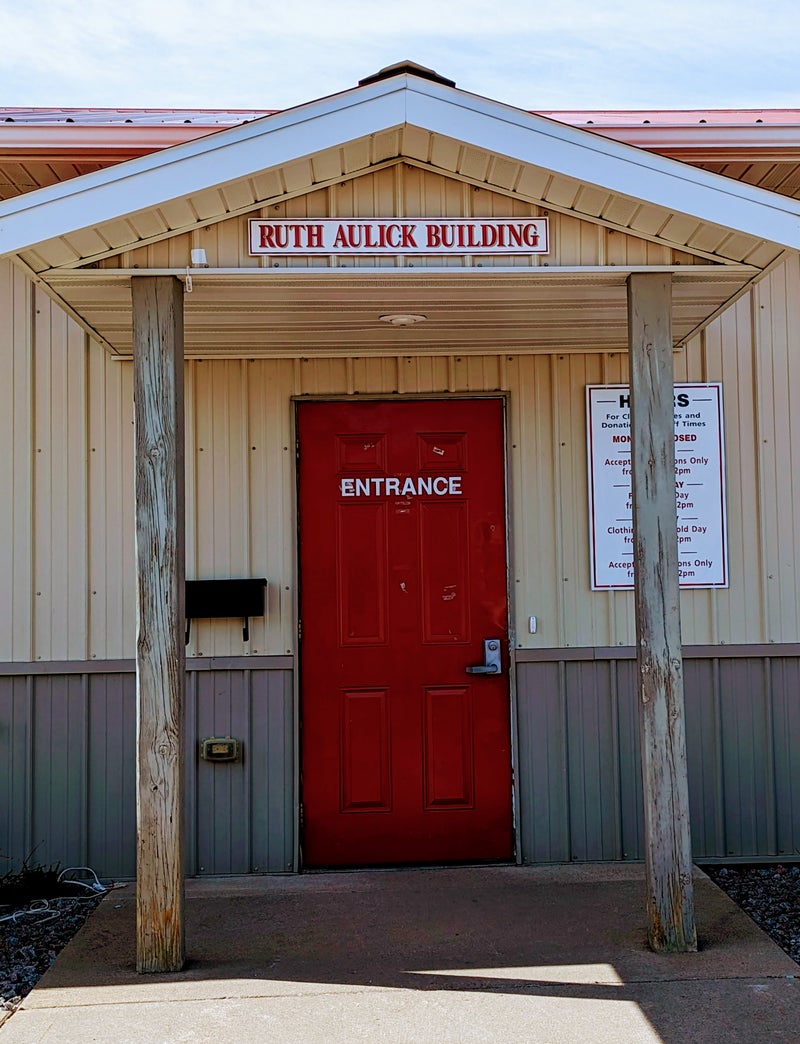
[[1, 0, 799, 113]]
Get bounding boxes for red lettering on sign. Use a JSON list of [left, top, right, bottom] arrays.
[[427, 225, 442, 248], [523, 224, 539, 248], [386, 224, 403, 249], [250, 219, 548, 255]]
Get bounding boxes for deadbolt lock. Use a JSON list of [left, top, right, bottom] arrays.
[[466, 638, 502, 675]]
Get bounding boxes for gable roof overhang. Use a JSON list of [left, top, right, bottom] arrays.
[[2, 71, 800, 358]]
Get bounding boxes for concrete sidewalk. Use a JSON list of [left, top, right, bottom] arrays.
[[2, 865, 798, 1043]]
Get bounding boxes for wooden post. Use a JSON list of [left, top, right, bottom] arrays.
[[132, 275, 186, 973], [627, 273, 697, 953]]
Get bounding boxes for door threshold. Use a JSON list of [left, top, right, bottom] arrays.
[[301, 860, 518, 875]]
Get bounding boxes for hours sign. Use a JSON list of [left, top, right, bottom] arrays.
[[586, 384, 728, 590]]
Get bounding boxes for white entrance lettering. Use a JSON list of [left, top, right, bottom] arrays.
[[340, 475, 463, 497]]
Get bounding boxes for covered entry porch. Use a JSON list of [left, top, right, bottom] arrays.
[[2, 63, 800, 970]]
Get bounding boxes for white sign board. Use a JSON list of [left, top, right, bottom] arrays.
[[586, 384, 728, 590], [248, 218, 549, 255]]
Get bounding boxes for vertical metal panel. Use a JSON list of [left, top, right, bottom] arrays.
[[246, 359, 296, 657], [613, 660, 644, 860], [564, 661, 620, 860], [516, 653, 800, 864], [679, 294, 764, 645], [87, 341, 135, 659], [718, 657, 775, 856], [682, 658, 725, 859], [514, 661, 570, 862], [508, 355, 561, 650], [188, 666, 295, 875], [188, 359, 253, 657], [769, 656, 800, 858], [193, 668, 252, 874], [250, 668, 295, 873], [0, 260, 33, 662], [32, 292, 89, 660], [86, 672, 136, 877], [0, 665, 294, 877], [517, 658, 632, 863], [30, 674, 88, 865], [0, 676, 32, 868], [754, 256, 800, 644]]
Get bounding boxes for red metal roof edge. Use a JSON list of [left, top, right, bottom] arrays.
[[0, 108, 275, 124], [0, 124, 249, 162], [2, 106, 799, 125], [2, 107, 800, 164], [537, 109, 800, 126]]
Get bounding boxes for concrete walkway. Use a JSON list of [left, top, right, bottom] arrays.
[[2, 865, 798, 1043]]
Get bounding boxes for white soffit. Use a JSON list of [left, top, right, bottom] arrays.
[[1, 75, 800, 272]]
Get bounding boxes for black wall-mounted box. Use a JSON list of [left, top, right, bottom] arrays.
[[185, 578, 267, 642]]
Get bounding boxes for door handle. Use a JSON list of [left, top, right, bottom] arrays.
[[466, 639, 502, 675]]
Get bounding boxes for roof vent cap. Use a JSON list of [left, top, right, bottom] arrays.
[[359, 60, 456, 88]]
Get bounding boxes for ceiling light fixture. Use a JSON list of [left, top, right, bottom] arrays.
[[379, 313, 427, 328]]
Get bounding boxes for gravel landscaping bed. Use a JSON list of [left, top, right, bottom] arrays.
[[703, 864, 800, 964], [1, 896, 103, 1015], [0, 865, 107, 1018]]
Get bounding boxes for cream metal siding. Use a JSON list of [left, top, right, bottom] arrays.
[[0, 261, 34, 661], [44, 171, 753, 358], [107, 167, 703, 273], [3, 254, 800, 660], [87, 340, 135, 659], [753, 253, 800, 642]]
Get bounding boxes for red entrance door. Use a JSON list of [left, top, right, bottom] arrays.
[[298, 399, 512, 866]]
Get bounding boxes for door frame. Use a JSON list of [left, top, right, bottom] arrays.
[[291, 392, 522, 869]]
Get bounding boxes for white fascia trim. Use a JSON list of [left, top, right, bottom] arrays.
[[3, 74, 800, 257], [404, 83, 800, 250], [588, 124, 800, 156], [0, 79, 408, 257]]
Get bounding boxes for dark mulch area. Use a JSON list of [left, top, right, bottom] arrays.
[[704, 864, 800, 964], [0, 863, 105, 1014]]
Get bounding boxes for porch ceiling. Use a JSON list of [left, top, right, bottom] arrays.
[[44, 265, 755, 357]]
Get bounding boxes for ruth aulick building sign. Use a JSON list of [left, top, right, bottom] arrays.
[[248, 218, 549, 255], [586, 384, 728, 590]]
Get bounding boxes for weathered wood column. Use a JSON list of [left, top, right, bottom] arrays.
[[132, 275, 186, 973], [627, 273, 696, 953]]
